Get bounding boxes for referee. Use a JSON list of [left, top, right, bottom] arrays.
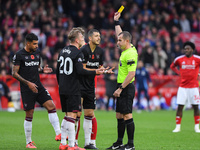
[[107, 12, 138, 150]]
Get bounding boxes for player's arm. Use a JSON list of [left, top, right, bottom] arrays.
[[114, 12, 123, 36], [121, 71, 135, 88], [113, 71, 135, 97], [170, 62, 180, 75], [12, 65, 29, 85], [82, 63, 96, 71], [76, 53, 104, 75], [12, 65, 38, 93], [76, 62, 104, 75]]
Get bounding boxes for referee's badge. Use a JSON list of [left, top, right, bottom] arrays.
[[120, 60, 122, 66]]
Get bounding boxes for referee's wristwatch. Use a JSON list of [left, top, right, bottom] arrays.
[[119, 85, 124, 90]]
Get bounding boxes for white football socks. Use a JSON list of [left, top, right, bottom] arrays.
[[48, 112, 61, 135], [24, 120, 32, 144], [61, 119, 68, 145], [83, 116, 92, 146]]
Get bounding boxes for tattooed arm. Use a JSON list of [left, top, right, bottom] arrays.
[[12, 65, 38, 93]]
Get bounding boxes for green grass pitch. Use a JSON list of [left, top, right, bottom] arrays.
[[0, 109, 200, 150]]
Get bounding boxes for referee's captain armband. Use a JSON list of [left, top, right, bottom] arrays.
[[127, 59, 135, 66]]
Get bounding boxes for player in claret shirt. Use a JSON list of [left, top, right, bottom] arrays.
[[170, 41, 200, 133], [12, 33, 61, 148]]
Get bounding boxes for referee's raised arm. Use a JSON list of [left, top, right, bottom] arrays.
[[106, 10, 138, 150], [114, 12, 123, 36]]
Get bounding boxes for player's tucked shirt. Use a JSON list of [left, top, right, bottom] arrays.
[[56, 45, 95, 95], [79, 44, 104, 91], [117, 46, 138, 83], [171, 55, 200, 88], [13, 48, 43, 92]]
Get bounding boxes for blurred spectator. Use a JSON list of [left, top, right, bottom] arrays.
[[171, 95, 178, 110], [0, 80, 15, 112], [141, 46, 154, 67], [135, 60, 152, 111], [179, 13, 191, 32], [1, 0, 200, 76], [190, 13, 200, 32], [54, 35, 66, 53], [151, 92, 169, 111], [104, 61, 118, 111], [153, 43, 168, 70]]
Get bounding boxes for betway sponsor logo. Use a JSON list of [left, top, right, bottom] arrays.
[[86, 61, 99, 67], [25, 61, 39, 66], [181, 65, 195, 69]]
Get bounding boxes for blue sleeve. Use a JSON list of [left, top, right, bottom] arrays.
[[146, 70, 152, 82]]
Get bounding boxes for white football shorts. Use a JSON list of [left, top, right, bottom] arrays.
[[177, 87, 200, 105]]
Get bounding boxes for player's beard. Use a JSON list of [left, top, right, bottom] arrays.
[[30, 47, 37, 52], [93, 39, 100, 45]]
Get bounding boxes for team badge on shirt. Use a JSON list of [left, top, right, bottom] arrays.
[[78, 58, 82, 62], [96, 54, 100, 59]]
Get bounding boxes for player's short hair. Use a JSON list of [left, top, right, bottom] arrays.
[[76, 27, 85, 35], [88, 29, 99, 37], [25, 33, 38, 42], [68, 28, 82, 43], [183, 41, 195, 50], [118, 31, 132, 43]]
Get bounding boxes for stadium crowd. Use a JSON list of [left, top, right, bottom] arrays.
[[1, 0, 200, 76]]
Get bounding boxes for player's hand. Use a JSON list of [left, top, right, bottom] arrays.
[[114, 12, 121, 21], [43, 65, 53, 74], [27, 81, 38, 93], [96, 68, 105, 75], [113, 88, 122, 97], [106, 66, 115, 74]]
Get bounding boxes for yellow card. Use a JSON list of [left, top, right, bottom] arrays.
[[118, 5, 124, 13]]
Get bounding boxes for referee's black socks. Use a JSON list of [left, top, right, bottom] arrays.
[[117, 118, 125, 144], [125, 118, 135, 147]]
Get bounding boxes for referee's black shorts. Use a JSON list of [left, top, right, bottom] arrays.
[[116, 82, 135, 114]]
